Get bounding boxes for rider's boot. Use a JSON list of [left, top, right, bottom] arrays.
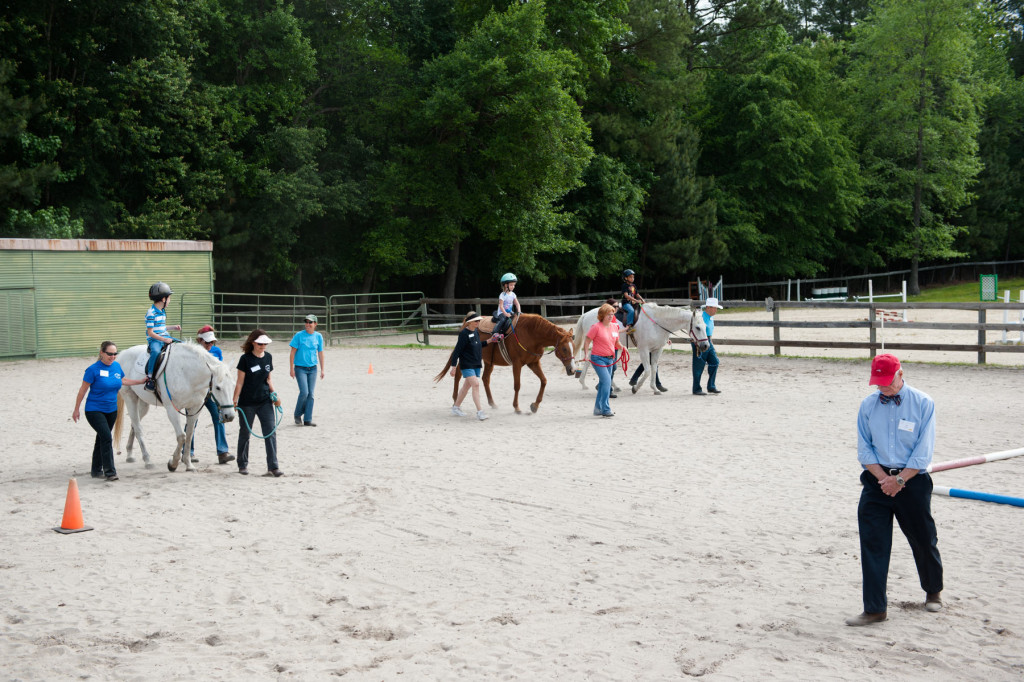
[[144, 377, 155, 391]]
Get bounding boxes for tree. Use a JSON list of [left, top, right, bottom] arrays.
[[848, 0, 988, 293], [381, 1, 593, 305], [699, 29, 863, 278]]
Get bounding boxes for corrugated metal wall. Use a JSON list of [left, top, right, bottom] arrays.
[[0, 252, 37, 357], [0, 246, 213, 358]]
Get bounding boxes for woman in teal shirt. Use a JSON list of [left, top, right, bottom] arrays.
[[289, 314, 325, 426]]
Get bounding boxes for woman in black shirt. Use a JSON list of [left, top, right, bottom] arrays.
[[439, 311, 497, 421], [233, 328, 284, 477]]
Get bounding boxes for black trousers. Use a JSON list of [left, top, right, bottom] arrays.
[[85, 410, 117, 477], [856, 469, 943, 613], [237, 402, 279, 472]]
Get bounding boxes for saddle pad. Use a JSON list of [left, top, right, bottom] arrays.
[[478, 318, 497, 334]]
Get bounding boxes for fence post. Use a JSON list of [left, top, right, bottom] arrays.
[[978, 308, 986, 364], [773, 307, 781, 356], [869, 306, 877, 357], [541, 302, 548, 318], [421, 301, 430, 345]]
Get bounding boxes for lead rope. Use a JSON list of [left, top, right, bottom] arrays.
[[236, 393, 284, 440]]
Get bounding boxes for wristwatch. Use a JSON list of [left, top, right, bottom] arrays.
[[896, 475, 906, 487]]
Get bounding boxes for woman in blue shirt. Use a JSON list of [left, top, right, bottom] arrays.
[[289, 314, 325, 427], [72, 341, 147, 481]]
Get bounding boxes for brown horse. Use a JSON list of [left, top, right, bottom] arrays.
[[446, 314, 576, 414]]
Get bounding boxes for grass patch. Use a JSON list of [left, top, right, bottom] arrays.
[[908, 278, 1024, 303]]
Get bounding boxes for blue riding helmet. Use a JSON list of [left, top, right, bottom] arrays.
[[623, 269, 635, 277], [500, 273, 518, 284]]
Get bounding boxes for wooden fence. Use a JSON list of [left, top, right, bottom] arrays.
[[418, 297, 1024, 364]]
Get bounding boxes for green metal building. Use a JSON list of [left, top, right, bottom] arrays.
[[0, 238, 214, 359]]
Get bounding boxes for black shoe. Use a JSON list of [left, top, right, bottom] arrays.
[[144, 379, 155, 391], [609, 393, 617, 399], [708, 388, 722, 394], [303, 422, 317, 427], [91, 472, 105, 479], [238, 468, 249, 475], [105, 474, 119, 482], [693, 390, 706, 396]]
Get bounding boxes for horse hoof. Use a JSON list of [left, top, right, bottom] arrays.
[[631, 386, 638, 394], [125, 456, 136, 463], [144, 462, 155, 470], [167, 462, 177, 472], [530, 403, 538, 413]]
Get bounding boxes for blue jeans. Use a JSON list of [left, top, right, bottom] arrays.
[[190, 396, 229, 455], [146, 338, 164, 376], [623, 303, 635, 326], [692, 341, 719, 392], [293, 365, 318, 423], [85, 410, 117, 477], [857, 470, 942, 613], [591, 354, 614, 415]]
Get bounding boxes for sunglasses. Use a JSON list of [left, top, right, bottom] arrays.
[[255, 342, 268, 346], [104, 351, 118, 357]]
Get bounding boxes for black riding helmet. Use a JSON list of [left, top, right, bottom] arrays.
[[149, 281, 174, 301]]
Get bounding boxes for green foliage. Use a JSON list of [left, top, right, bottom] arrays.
[[700, 30, 864, 278], [381, 1, 593, 283], [847, 0, 988, 276]]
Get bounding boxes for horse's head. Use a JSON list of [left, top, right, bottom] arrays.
[[555, 328, 576, 376], [689, 306, 710, 353], [208, 361, 236, 423]]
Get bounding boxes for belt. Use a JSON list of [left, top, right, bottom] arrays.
[[882, 467, 903, 476]]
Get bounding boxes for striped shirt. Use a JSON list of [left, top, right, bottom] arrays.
[[146, 304, 168, 340]]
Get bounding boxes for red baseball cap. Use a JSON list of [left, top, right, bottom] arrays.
[[869, 353, 901, 386]]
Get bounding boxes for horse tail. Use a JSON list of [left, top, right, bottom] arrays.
[[113, 392, 125, 451], [433, 349, 456, 383]]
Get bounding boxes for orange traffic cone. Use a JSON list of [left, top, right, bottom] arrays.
[[367, 363, 374, 374], [53, 478, 93, 534]]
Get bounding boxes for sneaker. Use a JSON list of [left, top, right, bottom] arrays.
[[238, 468, 249, 475], [476, 411, 488, 421], [144, 379, 155, 392], [491, 333, 504, 340], [105, 474, 119, 481], [263, 469, 285, 477], [190, 455, 199, 463], [294, 416, 302, 426], [451, 406, 467, 417], [303, 422, 317, 427]]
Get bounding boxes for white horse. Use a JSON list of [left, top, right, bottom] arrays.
[[573, 303, 709, 395], [114, 342, 236, 472]]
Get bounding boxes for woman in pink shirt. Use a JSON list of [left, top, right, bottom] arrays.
[[582, 303, 623, 417]]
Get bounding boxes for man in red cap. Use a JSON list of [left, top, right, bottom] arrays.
[[847, 353, 943, 626]]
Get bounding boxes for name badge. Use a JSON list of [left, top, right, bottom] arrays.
[[250, 364, 261, 373], [99, 369, 109, 377], [898, 419, 915, 433]]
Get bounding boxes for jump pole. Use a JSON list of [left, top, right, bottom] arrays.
[[927, 446, 1024, 473], [932, 486, 1024, 508]]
